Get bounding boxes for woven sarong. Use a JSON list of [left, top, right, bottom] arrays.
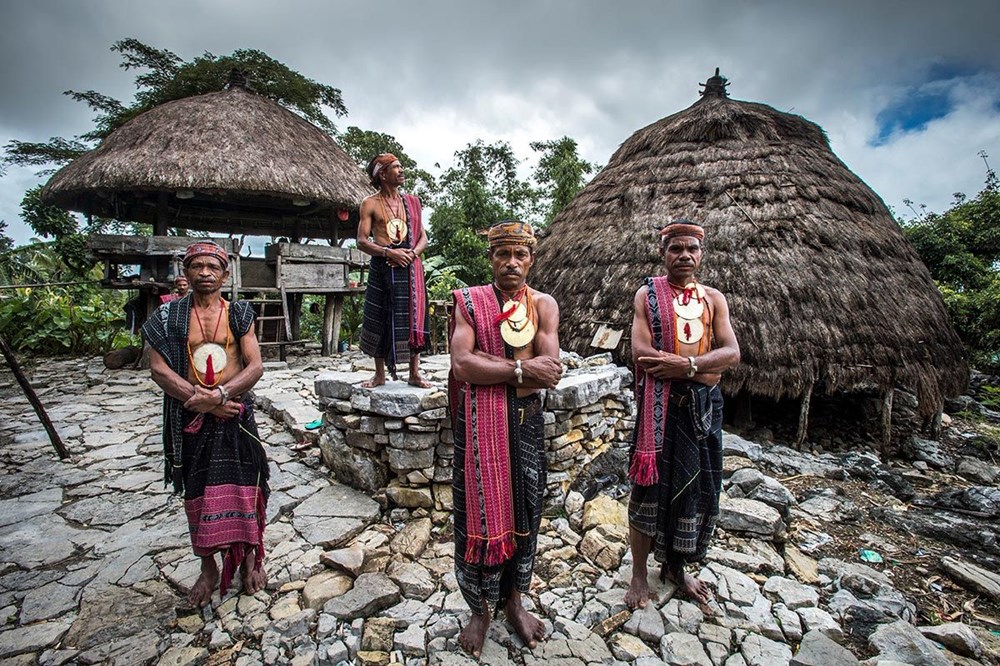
[[453, 393, 545, 615], [359, 193, 429, 378], [183, 394, 270, 595], [628, 382, 723, 564]]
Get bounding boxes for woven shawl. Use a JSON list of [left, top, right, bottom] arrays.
[[629, 276, 676, 486], [401, 194, 428, 350], [451, 285, 518, 566], [142, 295, 256, 493]]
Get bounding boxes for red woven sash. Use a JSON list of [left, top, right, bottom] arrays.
[[453, 285, 518, 566], [629, 275, 675, 486], [403, 194, 427, 350]]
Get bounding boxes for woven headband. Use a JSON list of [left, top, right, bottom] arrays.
[[488, 221, 536, 249], [183, 241, 229, 269], [660, 222, 705, 241], [370, 153, 399, 182]]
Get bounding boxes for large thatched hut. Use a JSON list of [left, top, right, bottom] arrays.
[[533, 70, 966, 442], [42, 74, 372, 240]]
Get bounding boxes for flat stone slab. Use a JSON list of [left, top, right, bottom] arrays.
[[0, 615, 75, 658], [322, 572, 400, 620], [940, 556, 1000, 600], [545, 366, 630, 410], [315, 371, 375, 400], [291, 484, 380, 547], [62, 583, 177, 651], [0, 488, 63, 528]]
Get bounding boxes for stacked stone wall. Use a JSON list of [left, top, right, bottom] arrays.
[[314, 359, 634, 518]]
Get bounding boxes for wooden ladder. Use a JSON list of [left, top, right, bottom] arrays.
[[248, 287, 307, 361]]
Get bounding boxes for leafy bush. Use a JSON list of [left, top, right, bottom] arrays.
[[0, 285, 136, 355]]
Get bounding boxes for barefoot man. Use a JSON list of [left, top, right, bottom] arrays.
[[625, 219, 740, 611], [449, 221, 562, 656], [143, 241, 269, 607], [357, 153, 431, 388]]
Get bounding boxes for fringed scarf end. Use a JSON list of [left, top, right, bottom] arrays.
[[629, 450, 659, 486], [464, 534, 517, 567], [219, 543, 245, 596]]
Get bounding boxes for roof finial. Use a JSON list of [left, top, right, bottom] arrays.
[[227, 68, 252, 91], [700, 67, 730, 98]]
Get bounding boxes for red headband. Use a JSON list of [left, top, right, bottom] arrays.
[[183, 241, 229, 269], [660, 222, 705, 241]]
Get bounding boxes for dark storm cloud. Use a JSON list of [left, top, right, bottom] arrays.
[[1, 0, 999, 243]]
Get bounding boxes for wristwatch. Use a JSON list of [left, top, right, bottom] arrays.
[[686, 356, 698, 378], [514, 359, 524, 384]]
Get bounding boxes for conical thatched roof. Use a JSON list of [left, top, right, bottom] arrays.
[[533, 70, 966, 415], [42, 80, 372, 239]]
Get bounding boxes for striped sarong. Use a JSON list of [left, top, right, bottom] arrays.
[[628, 381, 723, 565]]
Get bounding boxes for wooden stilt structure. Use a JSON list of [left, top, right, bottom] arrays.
[[0, 334, 69, 459], [795, 384, 813, 450], [880, 389, 894, 461]]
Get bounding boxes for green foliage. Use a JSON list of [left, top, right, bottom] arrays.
[[428, 141, 540, 285], [337, 126, 437, 200], [0, 286, 134, 355], [902, 156, 1000, 370], [422, 255, 467, 302], [531, 137, 596, 226], [0, 243, 135, 355], [0, 221, 13, 256], [2, 38, 348, 174]]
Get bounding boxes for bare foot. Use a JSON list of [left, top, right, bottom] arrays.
[[664, 564, 716, 615], [625, 570, 650, 609], [459, 607, 491, 658], [360, 373, 386, 389], [506, 594, 546, 649], [188, 557, 219, 608], [407, 373, 432, 388], [241, 549, 267, 595]]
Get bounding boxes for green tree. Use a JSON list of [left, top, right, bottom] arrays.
[[530, 136, 596, 226], [902, 156, 1000, 368], [3, 38, 350, 275], [3, 38, 348, 172], [336, 126, 437, 201], [427, 141, 539, 285]]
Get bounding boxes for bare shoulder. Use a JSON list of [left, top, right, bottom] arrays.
[[529, 288, 559, 313], [360, 194, 379, 208], [702, 284, 730, 307]]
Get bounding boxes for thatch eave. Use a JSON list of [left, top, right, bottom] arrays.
[[41, 85, 372, 238]]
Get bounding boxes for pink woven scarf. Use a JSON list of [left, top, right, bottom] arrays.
[[629, 275, 675, 486], [453, 285, 518, 566], [403, 194, 427, 350]]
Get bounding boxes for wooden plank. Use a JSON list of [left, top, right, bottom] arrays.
[[265, 243, 365, 265], [279, 263, 347, 290]]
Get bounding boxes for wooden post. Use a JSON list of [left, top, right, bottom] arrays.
[[795, 384, 813, 450], [880, 389, 894, 461], [0, 334, 70, 459], [322, 295, 335, 356]]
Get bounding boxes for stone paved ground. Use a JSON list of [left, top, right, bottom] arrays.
[[1, 354, 998, 666]]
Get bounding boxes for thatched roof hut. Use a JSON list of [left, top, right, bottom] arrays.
[[41, 76, 372, 240], [533, 70, 966, 421]]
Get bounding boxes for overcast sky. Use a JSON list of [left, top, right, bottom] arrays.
[[2, 0, 999, 246]]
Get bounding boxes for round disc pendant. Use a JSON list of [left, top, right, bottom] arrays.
[[674, 298, 704, 320], [192, 343, 228, 375], [386, 218, 408, 244], [501, 319, 535, 349], [502, 300, 527, 323], [684, 283, 707, 299], [676, 317, 704, 344]]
